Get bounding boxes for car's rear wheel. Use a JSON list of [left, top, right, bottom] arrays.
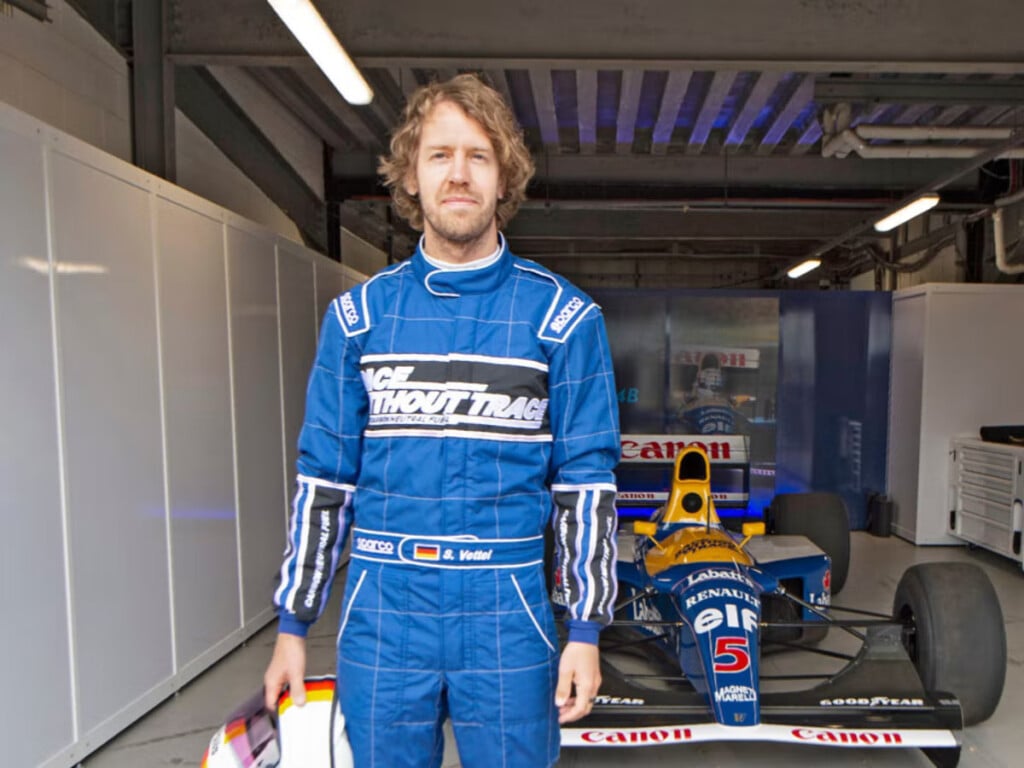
[[769, 492, 851, 594], [893, 562, 1006, 726]]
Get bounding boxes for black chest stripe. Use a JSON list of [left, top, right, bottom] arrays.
[[360, 354, 550, 436]]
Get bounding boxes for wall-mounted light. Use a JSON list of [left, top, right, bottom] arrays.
[[266, 0, 373, 105], [873, 193, 940, 233], [786, 258, 821, 279]]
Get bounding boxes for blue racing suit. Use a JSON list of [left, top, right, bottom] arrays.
[[273, 236, 620, 768]]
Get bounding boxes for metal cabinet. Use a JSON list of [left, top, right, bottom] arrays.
[[949, 437, 1024, 569]]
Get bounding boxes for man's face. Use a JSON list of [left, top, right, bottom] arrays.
[[405, 100, 503, 251]]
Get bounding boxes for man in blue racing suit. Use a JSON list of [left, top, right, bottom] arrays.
[[264, 74, 620, 768]]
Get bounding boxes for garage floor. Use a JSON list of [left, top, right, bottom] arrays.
[[81, 532, 1023, 768]]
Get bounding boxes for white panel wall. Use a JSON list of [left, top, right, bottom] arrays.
[[228, 226, 290, 627], [888, 284, 1024, 544], [155, 198, 241, 677], [278, 244, 320, 484], [0, 102, 361, 768], [0, 106, 75, 768], [50, 148, 174, 737]]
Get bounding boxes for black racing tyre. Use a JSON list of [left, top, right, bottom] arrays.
[[770, 492, 851, 594], [893, 562, 1006, 726]]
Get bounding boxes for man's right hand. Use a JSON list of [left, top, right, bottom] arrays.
[[264, 633, 307, 711]]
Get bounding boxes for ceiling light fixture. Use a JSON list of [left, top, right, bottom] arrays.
[[266, 0, 373, 105], [786, 258, 822, 279], [873, 193, 941, 233]]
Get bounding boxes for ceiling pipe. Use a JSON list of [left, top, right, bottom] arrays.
[[856, 125, 1015, 142], [823, 128, 1024, 160]]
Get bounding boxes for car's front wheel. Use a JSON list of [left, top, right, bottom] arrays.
[[893, 562, 1006, 726]]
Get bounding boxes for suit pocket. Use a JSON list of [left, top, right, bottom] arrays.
[[510, 573, 557, 653]]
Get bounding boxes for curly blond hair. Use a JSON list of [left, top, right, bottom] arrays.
[[378, 73, 535, 231]]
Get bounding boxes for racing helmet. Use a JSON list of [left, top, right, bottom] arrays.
[[695, 354, 724, 398], [201, 676, 353, 768]]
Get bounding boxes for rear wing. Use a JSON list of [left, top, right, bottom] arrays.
[[617, 434, 751, 515]]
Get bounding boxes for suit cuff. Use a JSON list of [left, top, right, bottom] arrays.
[[566, 619, 602, 645], [277, 614, 311, 638]]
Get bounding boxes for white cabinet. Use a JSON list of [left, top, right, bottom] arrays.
[[887, 284, 1024, 544], [949, 437, 1024, 569]]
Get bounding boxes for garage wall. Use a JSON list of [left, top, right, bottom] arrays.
[[0, 101, 364, 768], [0, 1, 312, 243], [0, 0, 131, 159]]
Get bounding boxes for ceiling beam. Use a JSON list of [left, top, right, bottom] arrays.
[[7, 0, 48, 21], [484, 70, 515, 112], [727, 71, 782, 146], [506, 209, 874, 241], [293, 66, 383, 149], [651, 70, 691, 155], [815, 77, 1024, 105], [333, 150, 980, 191], [616, 70, 644, 153], [576, 69, 597, 154], [689, 71, 737, 154], [167, 0, 1024, 72], [757, 74, 813, 154], [528, 68, 560, 149], [176, 66, 327, 252], [131, 0, 175, 180], [248, 66, 356, 149]]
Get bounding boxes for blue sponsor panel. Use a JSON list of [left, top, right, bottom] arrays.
[[776, 291, 892, 528]]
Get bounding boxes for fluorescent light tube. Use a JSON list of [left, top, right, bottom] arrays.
[[267, 0, 373, 105], [873, 194, 940, 233], [787, 259, 822, 279]]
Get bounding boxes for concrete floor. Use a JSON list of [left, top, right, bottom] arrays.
[[81, 532, 1024, 768]]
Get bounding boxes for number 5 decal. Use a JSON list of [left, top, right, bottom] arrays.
[[713, 636, 750, 673]]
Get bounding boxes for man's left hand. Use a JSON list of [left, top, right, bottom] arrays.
[[555, 641, 601, 723]]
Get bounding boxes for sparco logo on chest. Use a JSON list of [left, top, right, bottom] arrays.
[[550, 296, 585, 333], [340, 293, 359, 324]]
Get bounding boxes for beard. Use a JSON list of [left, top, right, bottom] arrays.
[[420, 194, 498, 246]]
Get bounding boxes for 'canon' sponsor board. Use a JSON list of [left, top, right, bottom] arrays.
[[620, 434, 749, 463], [574, 728, 693, 745], [562, 722, 958, 748], [675, 347, 761, 370]]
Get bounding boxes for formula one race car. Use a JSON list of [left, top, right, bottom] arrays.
[[560, 445, 1007, 767]]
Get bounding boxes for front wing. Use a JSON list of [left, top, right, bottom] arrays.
[[562, 625, 962, 767]]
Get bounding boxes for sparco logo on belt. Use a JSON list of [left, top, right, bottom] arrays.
[[355, 537, 394, 554]]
